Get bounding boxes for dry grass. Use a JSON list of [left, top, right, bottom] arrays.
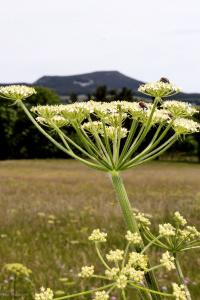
[[0, 159, 200, 298]]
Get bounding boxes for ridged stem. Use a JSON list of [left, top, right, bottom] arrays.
[[174, 254, 192, 300], [110, 171, 161, 300]]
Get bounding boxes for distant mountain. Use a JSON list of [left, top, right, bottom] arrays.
[[1, 71, 200, 104], [34, 71, 144, 96], [34, 71, 200, 104]]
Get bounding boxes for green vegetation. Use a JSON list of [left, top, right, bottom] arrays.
[[0, 160, 199, 299], [0, 87, 62, 159]]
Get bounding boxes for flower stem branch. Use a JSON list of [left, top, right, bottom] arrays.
[[173, 254, 192, 300], [53, 283, 114, 300]]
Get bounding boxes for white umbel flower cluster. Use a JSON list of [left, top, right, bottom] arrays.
[[125, 231, 142, 245], [134, 212, 151, 228], [116, 274, 128, 288], [172, 118, 200, 135], [128, 252, 148, 271], [36, 116, 68, 128], [153, 212, 200, 253], [159, 223, 176, 237], [104, 126, 128, 140], [78, 265, 94, 278], [106, 249, 124, 262], [160, 251, 175, 271], [0, 85, 36, 100], [35, 287, 53, 300], [93, 291, 109, 300], [174, 212, 187, 226], [162, 100, 198, 117], [138, 81, 181, 97], [123, 267, 144, 283], [105, 267, 119, 280], [179, 226, 200, 241], [88, 229, 107, 243], [83, 122, 128, 140], [172, 283, 187, 300]]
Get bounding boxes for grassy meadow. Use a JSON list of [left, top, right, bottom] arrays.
[[0, 159, 200, 299]]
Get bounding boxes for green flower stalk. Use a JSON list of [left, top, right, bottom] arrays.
[[1, 79, 199, 300]]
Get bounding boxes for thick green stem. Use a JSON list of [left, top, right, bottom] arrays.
[[110, 171, 161, 300], [174, 254, 192, 300], [110, 171, 140, 235]]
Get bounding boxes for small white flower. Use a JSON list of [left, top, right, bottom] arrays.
[[103, 126, 128, 140], [106, 249, 124, 262], [93, 291, 109, 300], [138, 81, 181, 97], [134, 212, 151, 228], [31, 105, 58, 118], [174, 212, 187, 226], [125, 231, 142, 245], [162, 101, 197, 117], [78, 265, 94, 278], [128, 252, 148, 271], [159, 223, 176, 237], [160, 251, 175, 271], [116, 274, 128, 289], [35, 287, 53, 300], [105, 267, 119, 280], [179, 226, 200, 241], [88, 229, 107, 243], [123, 267, 144, 283], [0, 85, 36, 101], [36, 115, 68, 128], [82, 121, 103, 133], [172, 118, 200, 135], [172, 283, 187, 300]]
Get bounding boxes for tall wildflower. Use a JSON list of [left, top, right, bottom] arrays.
[[1, 79, 199, 300]]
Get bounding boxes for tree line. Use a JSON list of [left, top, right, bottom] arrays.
[[0, 86, 199, 161]]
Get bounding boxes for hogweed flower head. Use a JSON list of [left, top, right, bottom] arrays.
[[174, 212, 187, 226], [159, 223, 176, 237], [125, 231, 142, 245], [3, 263, 32, 278], [128, 252, 148, 270], [124, 268, 145, 283], [78, 266, 94, 278], [138, 79, 181, 98], [105, 267, 120, 280], [88, 229, 107, 243], [94, 291, 109, 300], [0, 85, 36, 101], [115, 274, 128, 288], [36, 115, 68, 128], [134, 212, 151, 228], [35, 287, 53, 300], [172, 283, 187, 300], [160, 251, 175, 271], [106, 249, 124, 262], [142, 211, 200, 255], [162, 100, 198, 117], [172, 118, 200, 135]]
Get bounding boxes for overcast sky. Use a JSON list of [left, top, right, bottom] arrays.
[[1, 0, 200, 92]]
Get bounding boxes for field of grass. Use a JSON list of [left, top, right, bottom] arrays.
[[0, 159, 200, 299]]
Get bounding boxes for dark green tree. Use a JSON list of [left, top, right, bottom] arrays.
[[69, 92, 77, 103], [117, 87, 133, 101], [94, 85, 107, 101]]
